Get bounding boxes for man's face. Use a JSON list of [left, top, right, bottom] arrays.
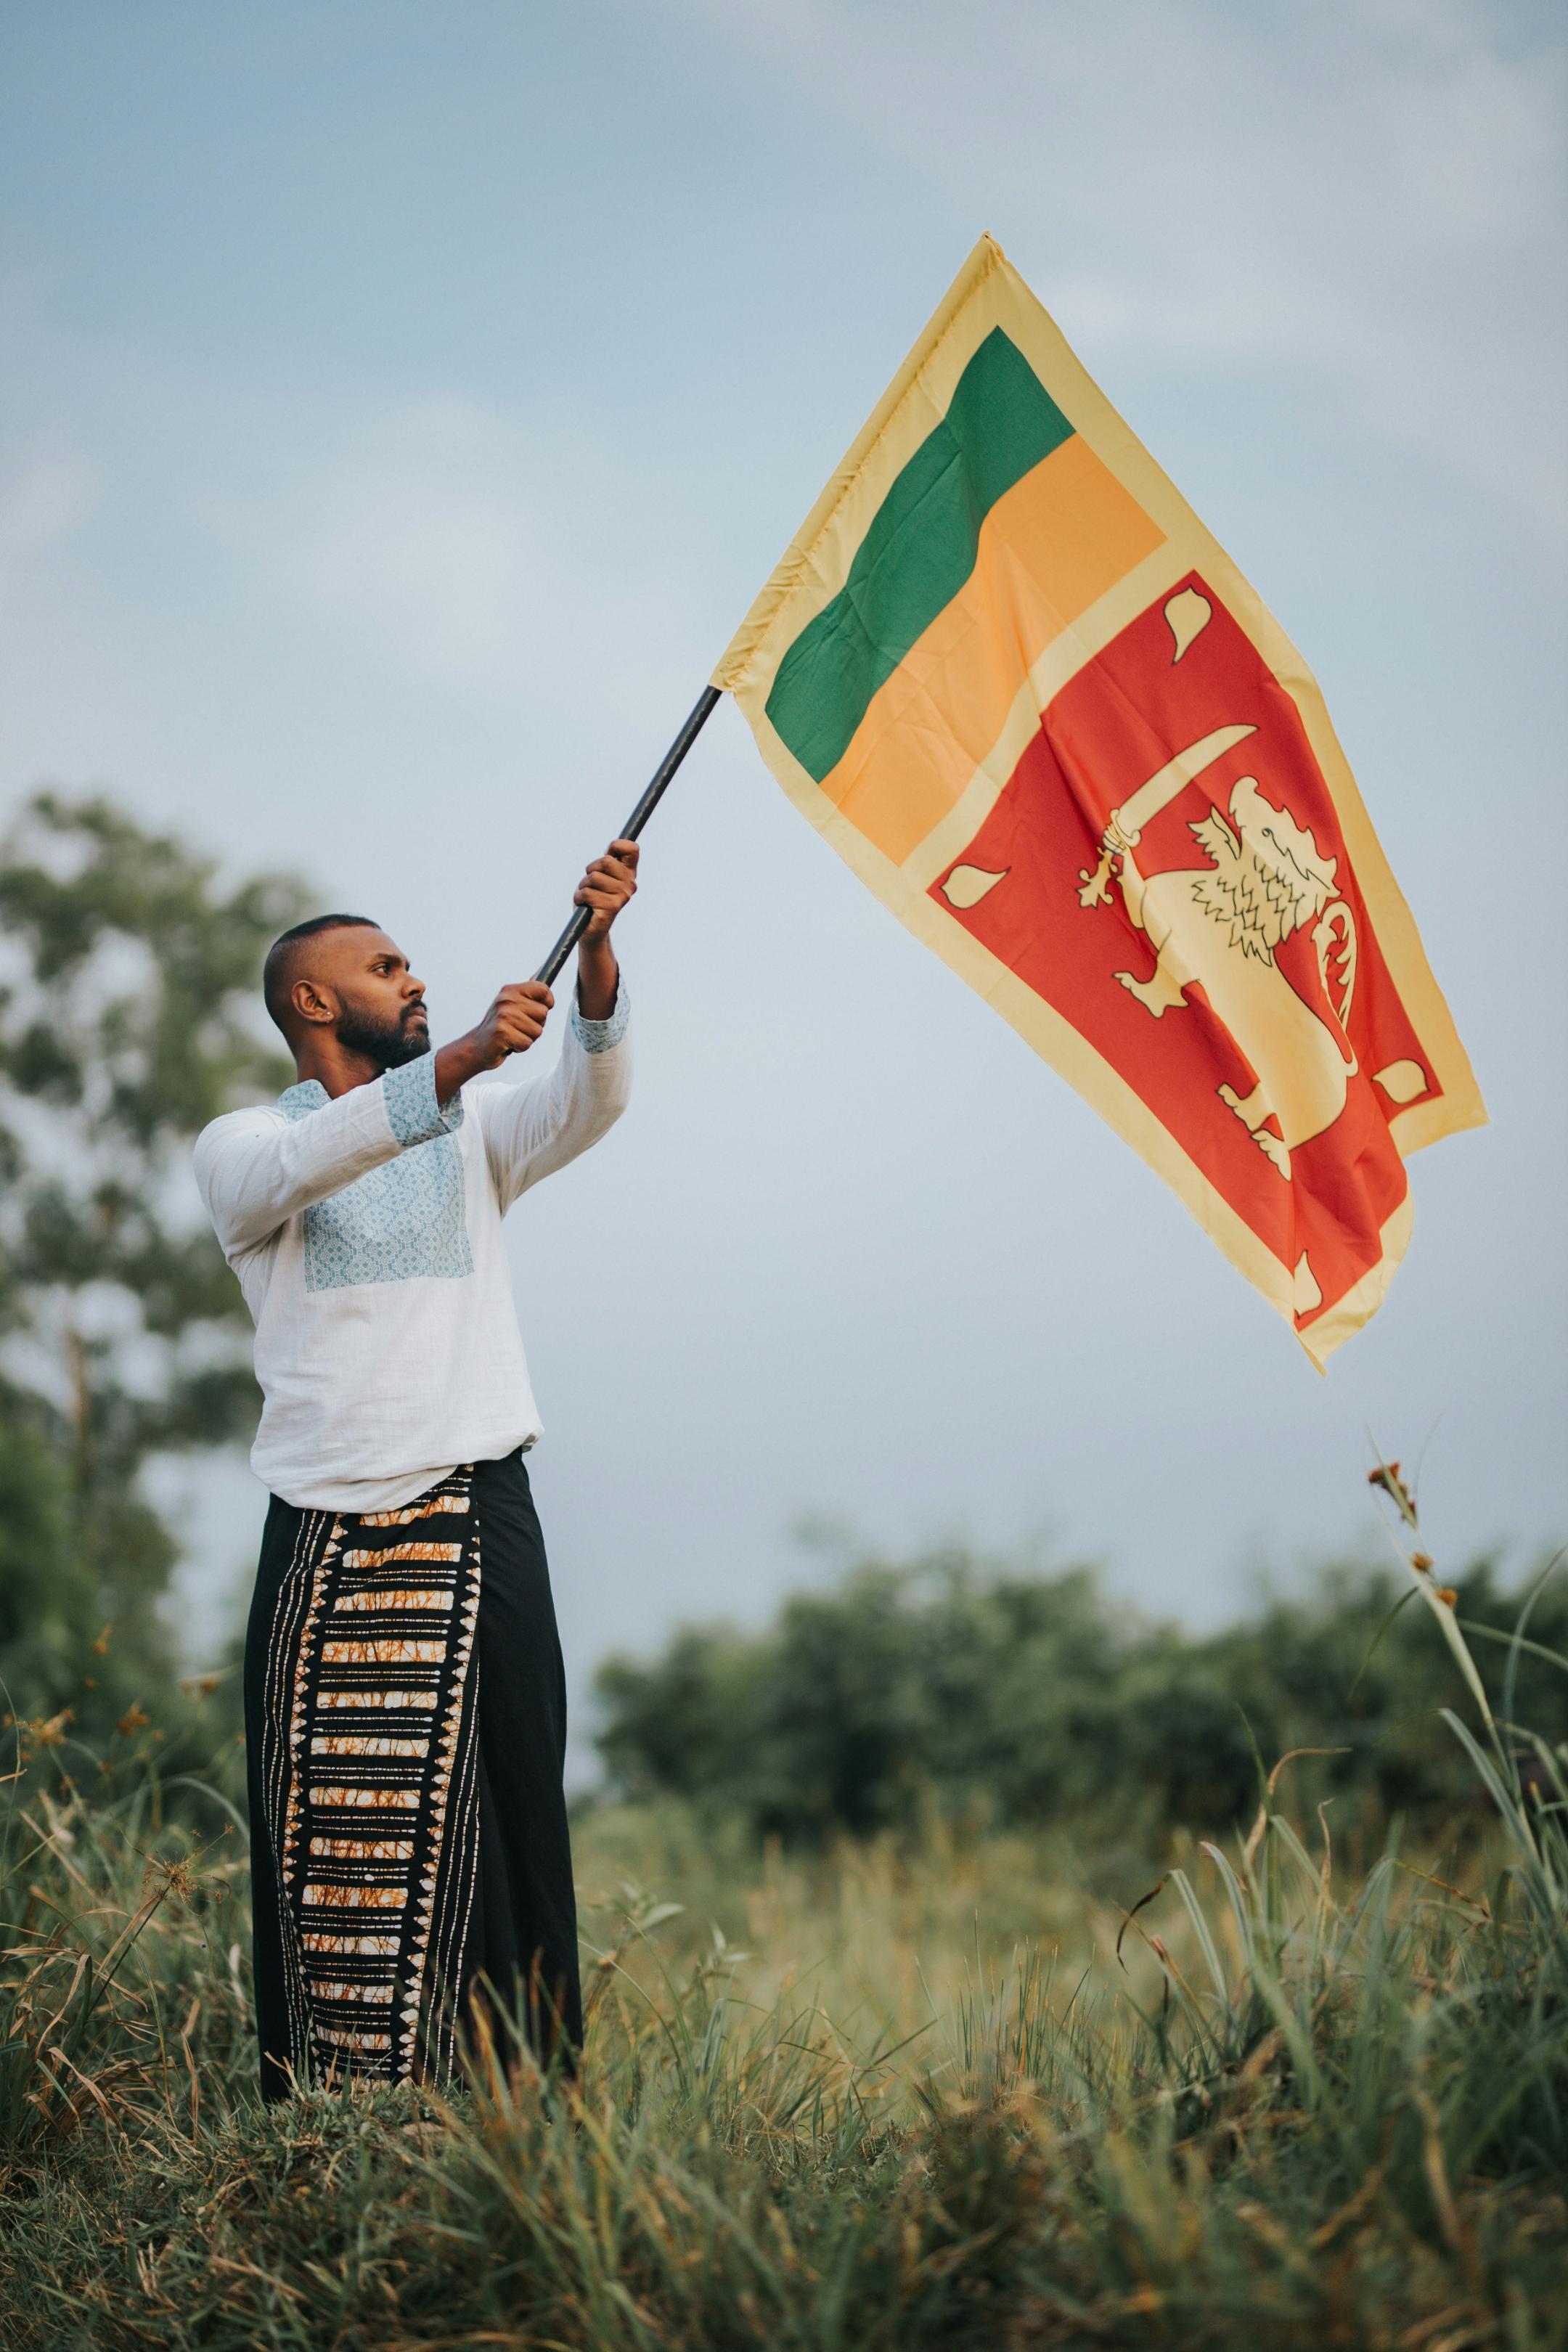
[[306, 927, 430, 1069]]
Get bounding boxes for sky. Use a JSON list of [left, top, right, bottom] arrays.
[[1, 0, 1564, 1768]]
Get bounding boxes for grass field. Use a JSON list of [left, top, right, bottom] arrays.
[[3, 1489, 1565, 2350]]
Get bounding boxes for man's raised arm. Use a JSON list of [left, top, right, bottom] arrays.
[[432, 834, 637, 1100], [193, 1056, 467, 1261], [473, 979, 632, 1211], [471, 837, 638, 1208]]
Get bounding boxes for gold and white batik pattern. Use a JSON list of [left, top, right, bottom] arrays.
[[257, 1470, 483, 2087]]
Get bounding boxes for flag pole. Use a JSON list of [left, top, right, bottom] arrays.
[[533, 684, 722, 987]]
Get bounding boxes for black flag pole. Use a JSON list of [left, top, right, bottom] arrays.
[[532, 684, 722, 987]]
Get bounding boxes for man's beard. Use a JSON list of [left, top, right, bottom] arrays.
[[335, 1002, 430, 1071]]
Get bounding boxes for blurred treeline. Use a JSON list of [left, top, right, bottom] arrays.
[[592, 1545, 1567, 1845], [0, 792, 304, 1739], [1, 792, 1561, 1850]]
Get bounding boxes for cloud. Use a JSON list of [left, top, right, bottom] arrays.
[[286, 400, 548, 686], [682, 0, 1567, 537], [0, 452, 93, 592], [203, 393, 699, 713]]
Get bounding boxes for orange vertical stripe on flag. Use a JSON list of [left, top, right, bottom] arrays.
[[820, 435, 1163, 865]]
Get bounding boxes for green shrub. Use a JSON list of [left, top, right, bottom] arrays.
[[594, 1543, 1567, 1845]]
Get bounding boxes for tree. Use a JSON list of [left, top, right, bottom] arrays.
[[592, 1538, 1567, 1846], [0, 791, 308, 1727]]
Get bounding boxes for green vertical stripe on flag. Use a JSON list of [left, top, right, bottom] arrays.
[[765, 330, 1075, 784]]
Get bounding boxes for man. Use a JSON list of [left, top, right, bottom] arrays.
[[194, 840, 639, 2101]]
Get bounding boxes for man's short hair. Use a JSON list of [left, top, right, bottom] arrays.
[[264, 913, 380, 1035]]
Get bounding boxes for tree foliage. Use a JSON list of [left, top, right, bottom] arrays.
[[592, 1540, 1568, 1843], [0, 791, 308, 1727]]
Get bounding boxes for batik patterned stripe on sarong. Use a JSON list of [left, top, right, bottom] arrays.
[[257, 1470, 482, 2087]]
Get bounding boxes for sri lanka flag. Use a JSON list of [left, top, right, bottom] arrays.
[[715, 235, 1484, 1363]]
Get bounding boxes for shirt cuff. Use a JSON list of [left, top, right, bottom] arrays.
[[570, 978, 630, 1055], [383, 1053, 465, 1145]]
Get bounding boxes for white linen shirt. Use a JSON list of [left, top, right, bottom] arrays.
[[192, 989, 631, 1514]]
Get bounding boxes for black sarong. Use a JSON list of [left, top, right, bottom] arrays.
[[242, 1449, 581, 2101]]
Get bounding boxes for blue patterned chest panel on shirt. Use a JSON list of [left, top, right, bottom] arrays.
[[278, 1077, 474, 1292]]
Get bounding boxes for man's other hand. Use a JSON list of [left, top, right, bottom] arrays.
[[573, 839, 639, 939], [575, 838, 637, 1021], [435, 982, 553, 1101]]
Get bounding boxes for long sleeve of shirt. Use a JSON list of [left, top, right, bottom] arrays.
[[191, 989, 633, 1514], [193, 1054, 463, 1262], [473, 982, 633, 1213]]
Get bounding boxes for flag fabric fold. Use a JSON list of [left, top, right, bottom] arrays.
[[716, 234, 1484, 1363]]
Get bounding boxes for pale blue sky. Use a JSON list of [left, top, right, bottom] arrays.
[[2, 1, 1564, 1754]]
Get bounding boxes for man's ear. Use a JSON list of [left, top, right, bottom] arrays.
[[291, 976, 338, 1028]]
